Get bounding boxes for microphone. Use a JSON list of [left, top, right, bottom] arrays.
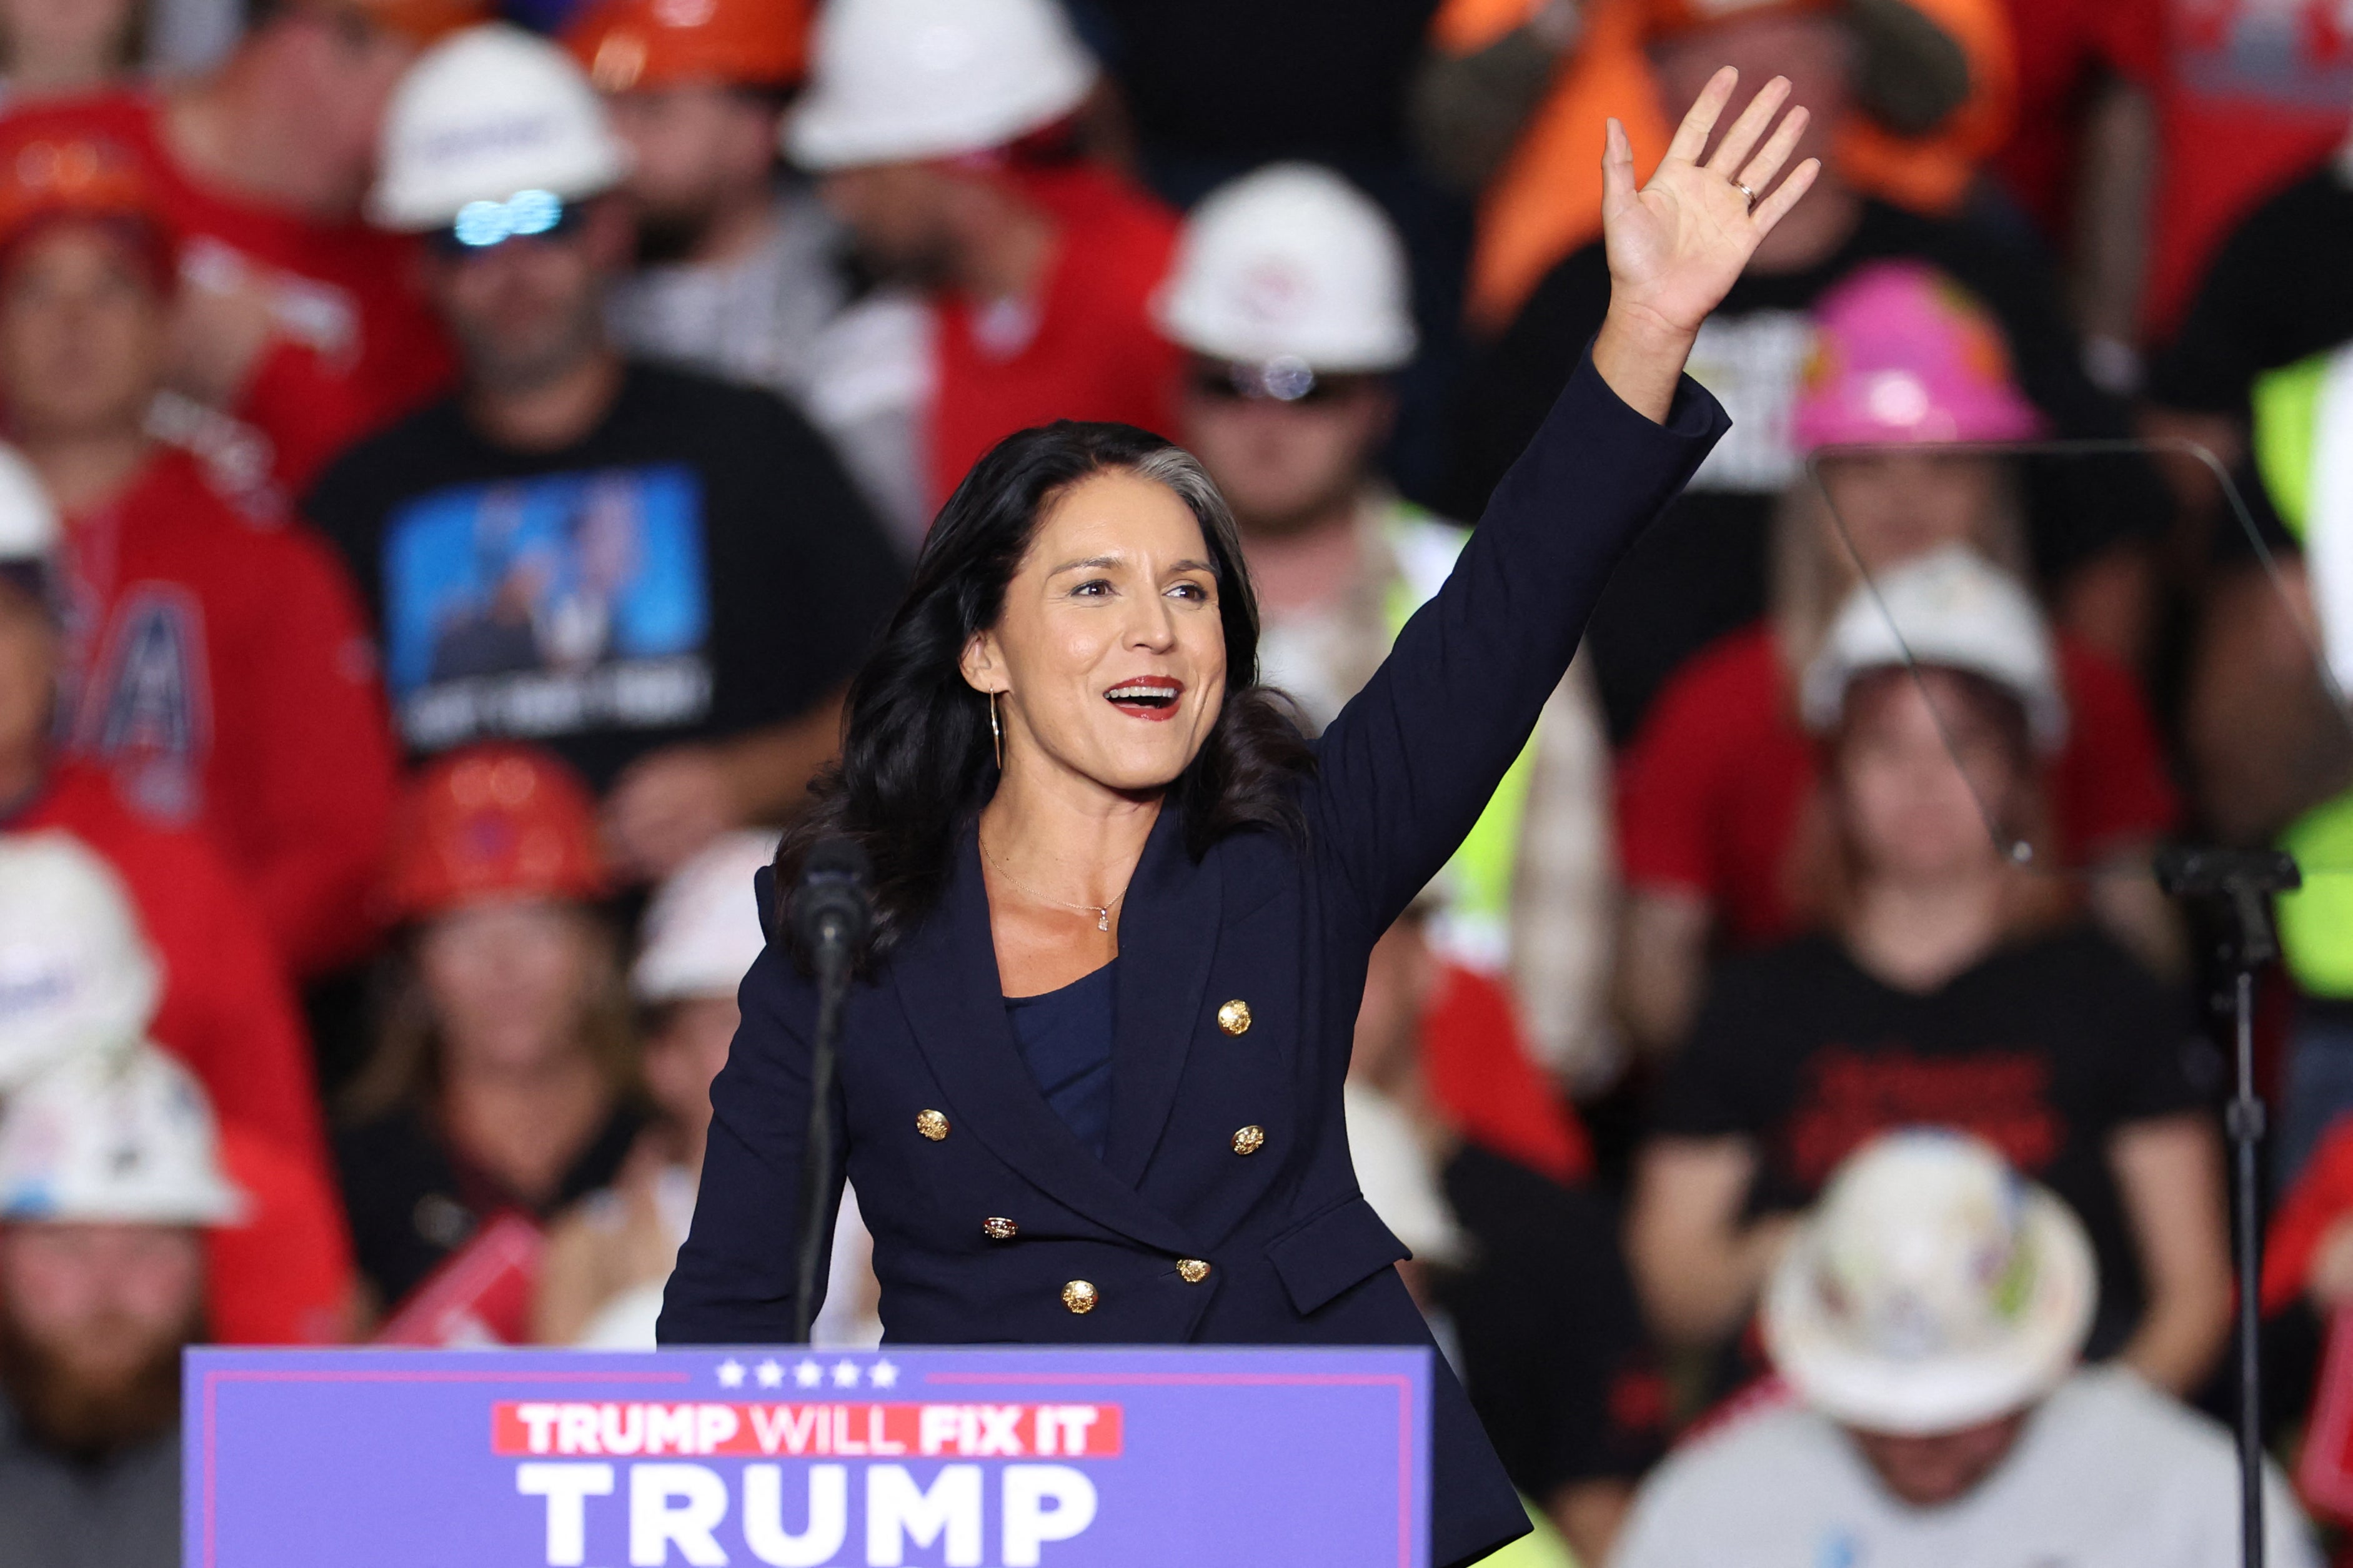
[[790, 836, 870, 1344]]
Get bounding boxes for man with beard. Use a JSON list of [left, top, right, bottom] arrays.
[[1158, 163, 1618, 1091], [306, 24, 902, 883], [0, 1043, 248, 1568]]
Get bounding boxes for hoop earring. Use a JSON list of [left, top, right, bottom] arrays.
[[989, 691, 1003, 770]]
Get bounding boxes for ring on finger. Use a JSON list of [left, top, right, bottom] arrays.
[[1733, 179, 1760, 214]]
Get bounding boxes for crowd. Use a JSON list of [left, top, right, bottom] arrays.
[[2, 0, 2353, 1561]]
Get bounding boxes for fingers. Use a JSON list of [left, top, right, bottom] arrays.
[[1663, 65, 1738, 167], [1736, 103, 1810, 197], [1706, 74, 1793, 177], [1751, 157, 1823, 237], [1601, 116, 1636, 209]]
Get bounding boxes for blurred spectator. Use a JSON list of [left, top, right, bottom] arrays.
[[0, 0, 477, 496], [0, 469, 334, 1186], [1627, 550, 2231, 1396], [336, 744, 645, 1319], [785, 0, 1181, 532], [1418, 0, 2013, 334], [534, 831, 883, 1349], [1615, 1131, 2316, 1568], [306, 25, 902, 882], [1445, 0, 2159, 740], [0, 835, 354, 1345], [0, 1045, 247, 1568], [2184, 342, 2353, 1184], [1158, 162, 1616, 1087], [0, 0, 139, 102], [0, 127, 402, 978], [1614, 263, 2181, 1055], [1346, 903, 1662, 1566], [566, 0, 921, 540]]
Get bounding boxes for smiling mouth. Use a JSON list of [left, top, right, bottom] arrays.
[[1105, 678, 1185, 720]]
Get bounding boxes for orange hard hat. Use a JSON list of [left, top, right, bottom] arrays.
[[385, 744, 608, 923], [0, 132, 167, 272], [564, 0, 813, 92]]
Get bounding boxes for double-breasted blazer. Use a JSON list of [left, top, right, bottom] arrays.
[[660, 352, 1728, 1566]]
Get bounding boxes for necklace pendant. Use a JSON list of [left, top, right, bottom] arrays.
[[1096, 908, 1110, 932]]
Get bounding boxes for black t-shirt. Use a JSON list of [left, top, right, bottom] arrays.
[[1653, 925, 2209, 1357], [335, 1101, 647, 1309], [1077, 0, 1441, 163], [2148, 166, 2353, 417], [1430, 1146, 1667, 1499], [305, 363, 907, 793], [1444, 200, 2161, 740]]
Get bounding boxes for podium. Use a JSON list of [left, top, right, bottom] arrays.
[[186, 1345, 1432, 1566]]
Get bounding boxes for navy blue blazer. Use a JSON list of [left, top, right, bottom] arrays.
[[660, 352, 1728, 1566]]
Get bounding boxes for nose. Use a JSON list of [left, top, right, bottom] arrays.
[[1125, 588, 1178, 652]]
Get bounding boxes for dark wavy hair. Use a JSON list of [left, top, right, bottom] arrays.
[[775, 420, 1313, 964]]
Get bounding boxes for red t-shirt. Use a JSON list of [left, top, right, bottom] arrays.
[[54, 446, 400, 975], [925, 163, 1181, 509], [10, 766, 357, 1341], [0, 90, 454, 494], [1616, 623, 2180, 947]]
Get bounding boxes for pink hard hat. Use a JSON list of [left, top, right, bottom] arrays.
[[1791, 261, 2046, 452]]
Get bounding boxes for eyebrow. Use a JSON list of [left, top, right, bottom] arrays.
[[1045, 555, 1221, 578]]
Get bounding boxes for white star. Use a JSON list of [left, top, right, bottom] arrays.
[[793, 1359, 824, 1389], [755, 1358, 785, 1389], [868, 1361, 900, 1389], [715, 1358, 747, 1389], [832, 1359, 862, 1389]]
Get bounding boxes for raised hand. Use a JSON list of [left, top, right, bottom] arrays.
[[1592, 68, 1819, 420]]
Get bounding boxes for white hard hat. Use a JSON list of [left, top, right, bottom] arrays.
[[1157, 163, 1418, 375], [369, 22, 631, 232], [632, 830, 775, 1003], [0, 443, 59, 569], [0, 1043, 246, 1226], [787, 0, 1098, 171], [1765, 1129, 2094, 1435], [1800, 544, 2067, 751], [1343, 1081, 1468, 1268], [0, 833, 161, 1093]]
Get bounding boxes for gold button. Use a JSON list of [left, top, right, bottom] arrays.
[[1216, 998, 1252, 1036], [982, 1216, 1018, 1241], [1231, 1124, 1265, 1156], [1061, 1279, 1098, 1314], [1176, 1258, 1211, 1284], [916, 1109, 950, 1141]]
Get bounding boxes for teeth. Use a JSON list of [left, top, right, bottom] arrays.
[[1108, 682, 1178, 700]]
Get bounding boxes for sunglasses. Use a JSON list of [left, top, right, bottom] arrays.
[[1188, 355, 1370, 406], [429, 190, 582, 256]]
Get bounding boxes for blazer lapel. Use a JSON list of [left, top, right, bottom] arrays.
[[1103, 810, 1220, 1186], [891, 826, 1198, 1257]]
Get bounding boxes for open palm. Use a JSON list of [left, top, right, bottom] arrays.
[[1602, 69, 1819, 341]]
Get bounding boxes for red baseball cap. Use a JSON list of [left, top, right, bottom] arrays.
[[384, 744, 609, 923]]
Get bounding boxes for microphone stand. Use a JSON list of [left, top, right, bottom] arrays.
[[2155, 846, 2302, 1568], [787, 842, 872, 1346]]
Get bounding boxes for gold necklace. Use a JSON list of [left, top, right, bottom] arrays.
[[983, 845, 1127, 932]]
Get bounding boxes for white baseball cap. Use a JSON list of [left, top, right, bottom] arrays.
[[1764, 1129, 2096, 1436], [787, 0, 1098, 172], [0, 833, 161, 1093], [632, 830, 776, 1004], [370, 22, 631, 232], [0, 1043, 246, 1227], [1800, 543, 2067, 751], [1157, 163, 1418, 375]]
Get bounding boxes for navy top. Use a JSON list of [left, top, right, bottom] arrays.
[[1005, 962, 1118, 1161]]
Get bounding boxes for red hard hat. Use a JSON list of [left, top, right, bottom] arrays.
[[385, 745, 607, 923], [564, 0, 814, 92], [0, 132, 170, 279]]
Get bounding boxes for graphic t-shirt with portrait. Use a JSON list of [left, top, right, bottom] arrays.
[[305, 364, 905, 792], [1652, 925, 2210, 1357]]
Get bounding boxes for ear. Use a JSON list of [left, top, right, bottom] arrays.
[[958, 629, 1005, 695]]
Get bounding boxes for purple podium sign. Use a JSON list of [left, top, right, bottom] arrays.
[[186, 1346, 1430, 1567]]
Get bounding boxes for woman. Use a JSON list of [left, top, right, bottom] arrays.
[[336, 744, 647, 1322], [1613, 260, 2181, 1055], [1626, 548, 2233, 1401], [664, 72, 1816, 1565]]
